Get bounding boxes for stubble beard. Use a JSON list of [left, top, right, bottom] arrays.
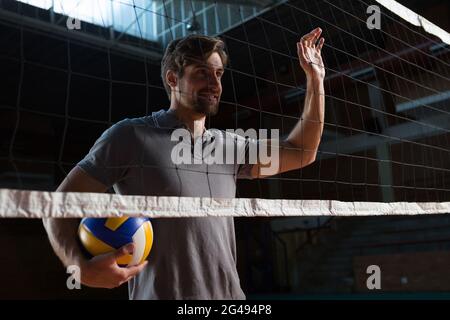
[[192, 94, 219, 116]]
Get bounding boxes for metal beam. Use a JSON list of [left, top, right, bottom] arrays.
[[199, 0, 275, 7], [0, 7, 162, 61], [319, 114, 450, 160]]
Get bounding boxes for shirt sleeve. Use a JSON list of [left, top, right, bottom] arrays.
[[77, 120, 135, 188]]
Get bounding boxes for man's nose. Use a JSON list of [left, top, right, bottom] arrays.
[[207, 73, 221, 90]]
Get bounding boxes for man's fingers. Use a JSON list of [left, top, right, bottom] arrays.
[[301, 27, 322, 44], [113, 243, 135, 260], [301, 28, 318, 40], [297, 42, 309, 64], [311, 28, 322, 46], [317, 37, 325, 51], [118, 276, 133, 287], [114, 260, 147, 287], [123, 260, 148, 278]]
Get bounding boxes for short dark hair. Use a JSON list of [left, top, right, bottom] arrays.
[[161, 34, 228, 100]]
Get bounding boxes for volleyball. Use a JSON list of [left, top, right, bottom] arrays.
[[78, 217, 153, 267]]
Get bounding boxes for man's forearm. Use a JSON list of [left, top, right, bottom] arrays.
[[286, 77, 325, 160], [252, 28, 325, 178], [43, 218, 86, 268], [42, 167, 108, 268]]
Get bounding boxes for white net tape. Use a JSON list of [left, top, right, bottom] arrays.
[[0, 188, 449, 218]]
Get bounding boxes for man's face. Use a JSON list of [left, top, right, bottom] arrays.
[[174, 52, 224, 116]]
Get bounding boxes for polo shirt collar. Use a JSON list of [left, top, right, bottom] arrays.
[[152, 109, 212, 138], [152, 109, 185, 129]]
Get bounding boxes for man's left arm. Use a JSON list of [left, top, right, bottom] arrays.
[[250, 27, 325, 179]]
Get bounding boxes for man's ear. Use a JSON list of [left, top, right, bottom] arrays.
[[166, 70, 178, 89]]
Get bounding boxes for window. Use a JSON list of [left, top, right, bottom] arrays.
[[16, 0, 158, 41]]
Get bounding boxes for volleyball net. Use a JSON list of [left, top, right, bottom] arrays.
[[0, 0, 449, 219]]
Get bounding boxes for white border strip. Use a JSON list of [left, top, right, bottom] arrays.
[[0, 189, 449, 218]]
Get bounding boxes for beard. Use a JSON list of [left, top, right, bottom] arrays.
[[192, 95, 220, 116]]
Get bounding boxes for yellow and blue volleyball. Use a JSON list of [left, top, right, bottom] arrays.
[[78, 217, 153, 267]]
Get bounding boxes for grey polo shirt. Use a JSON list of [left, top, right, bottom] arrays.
[[78, 109, 254, 299]]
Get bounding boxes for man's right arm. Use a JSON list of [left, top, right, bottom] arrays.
[[43, 166, 147, 289], [42, 166, 108, 268]]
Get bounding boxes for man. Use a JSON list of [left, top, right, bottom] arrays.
[[43, 28, 325, 299]]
